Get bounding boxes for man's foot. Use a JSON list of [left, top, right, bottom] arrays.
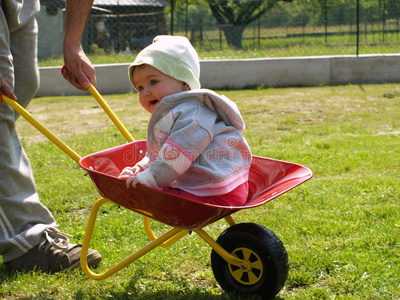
[[5, 227, 102, 273]]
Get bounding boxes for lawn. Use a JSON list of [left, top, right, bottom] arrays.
[[1, 83, 399, 299]]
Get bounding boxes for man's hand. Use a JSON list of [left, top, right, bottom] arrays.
[[0, 74, 16, 100], [62, 45, 96, 90], [63, 0, 95, 90]]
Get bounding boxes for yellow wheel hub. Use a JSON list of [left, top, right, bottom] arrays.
[[228, 247, 263, 285]]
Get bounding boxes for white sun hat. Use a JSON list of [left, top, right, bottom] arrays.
[[128, 35, 201, 90]]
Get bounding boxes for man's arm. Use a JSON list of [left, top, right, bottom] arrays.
[[63, 0, 95, 90]]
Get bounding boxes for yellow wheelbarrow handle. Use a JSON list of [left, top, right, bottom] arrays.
[[61, 65, 134, 143], [1, 92, 81, 163], [87, 84, 134, 143]]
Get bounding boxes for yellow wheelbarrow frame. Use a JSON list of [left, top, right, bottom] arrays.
[[1, 87, 249, 280]]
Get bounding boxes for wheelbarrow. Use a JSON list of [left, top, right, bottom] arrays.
[[1, 81, 313, 299]]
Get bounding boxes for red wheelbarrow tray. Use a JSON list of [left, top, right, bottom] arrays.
[[79, 140, 313, 230]]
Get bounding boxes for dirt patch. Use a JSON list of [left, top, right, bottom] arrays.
[[16, 95, 150, 145], [16, 85, 400, 144], [17, 104, 108, 144]]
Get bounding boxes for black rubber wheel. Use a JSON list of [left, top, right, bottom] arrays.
[[211, 223, 288, 299]]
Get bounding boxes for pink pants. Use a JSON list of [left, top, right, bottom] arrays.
[[163, 182, 249, 206]]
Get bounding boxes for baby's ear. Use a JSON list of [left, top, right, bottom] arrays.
[[183, 82, 190, 91]]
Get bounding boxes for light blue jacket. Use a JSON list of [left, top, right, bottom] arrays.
[[136, 89, 252, 196]]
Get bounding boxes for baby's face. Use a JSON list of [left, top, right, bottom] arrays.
[[133, 64, 190, 114]]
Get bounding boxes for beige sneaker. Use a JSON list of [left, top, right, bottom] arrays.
[[5, 227, 102, 273]]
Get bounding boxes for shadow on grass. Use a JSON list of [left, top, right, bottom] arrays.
[[0, 263, 19, 284], [0, 264, 284, 300], [73, 268, 285, 300], [0, 264, 53, 300]]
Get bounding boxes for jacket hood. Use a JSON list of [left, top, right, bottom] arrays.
[[162, 89, 246, 133]]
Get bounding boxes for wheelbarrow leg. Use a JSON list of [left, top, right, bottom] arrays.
[[80, 197, 186, 280], [143, 216, 189, 247], [224, 215, 236, 226], [194, 228, 249, 270]]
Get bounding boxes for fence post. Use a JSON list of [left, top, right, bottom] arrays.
[[324, 0, 328, 44], [116, 0, 120, 52], [185, 0, 188, 37], [170, 0, 174, 35], [356, 0, 359, 56], [382, 0, 386, 43]]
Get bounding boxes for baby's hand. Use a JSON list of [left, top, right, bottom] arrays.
[[119, 166, 141, 189], [118, 167, 134, 179], [118, 166, 140, 179], [126, 176, 139, 189]]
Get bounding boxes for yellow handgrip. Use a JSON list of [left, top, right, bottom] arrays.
[[1, 94, 81, 163], [88, 85, 134, 143]]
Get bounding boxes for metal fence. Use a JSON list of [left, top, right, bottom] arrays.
[[38, 0, 400, 59]]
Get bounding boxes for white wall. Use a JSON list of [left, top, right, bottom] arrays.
[[36, 54, 400, 97]]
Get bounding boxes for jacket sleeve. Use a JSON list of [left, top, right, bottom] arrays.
[[136, 168, 160, 189]]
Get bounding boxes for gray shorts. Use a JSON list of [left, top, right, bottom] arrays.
[[0, 14, 56, 263]]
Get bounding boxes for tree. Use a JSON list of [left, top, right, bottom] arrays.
[[385, 0, 400, 20], [206, 0, 292, 48]]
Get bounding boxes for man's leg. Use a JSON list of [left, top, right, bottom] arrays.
[[0, 17, 101, 272], [0, 14, 57, 263]]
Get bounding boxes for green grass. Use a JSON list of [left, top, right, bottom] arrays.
[[1, 83, 400, 299], [39, 40, 399, 67], [39, 29, 400, 68]]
